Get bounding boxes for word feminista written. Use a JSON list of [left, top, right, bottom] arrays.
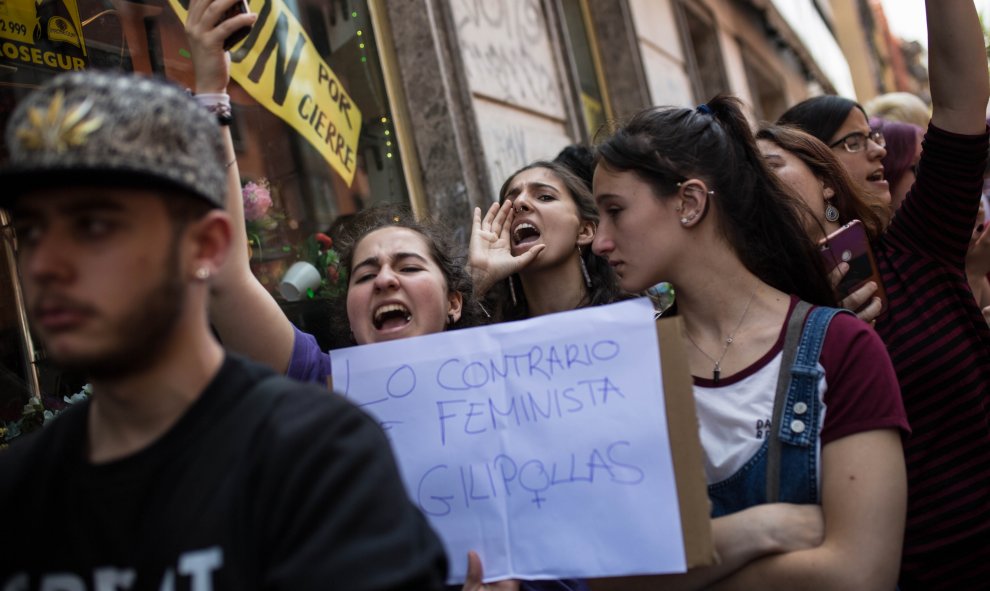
[[337, 337, 651, 511]]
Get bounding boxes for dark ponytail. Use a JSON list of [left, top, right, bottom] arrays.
[[597, 95, 836, 306]]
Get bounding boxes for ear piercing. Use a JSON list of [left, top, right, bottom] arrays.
[[194, 267, 211, 281]]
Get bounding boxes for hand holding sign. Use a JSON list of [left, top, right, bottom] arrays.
[[331, 299, 706, 584]]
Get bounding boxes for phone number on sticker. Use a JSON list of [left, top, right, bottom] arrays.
[[0, 19, 28, 37]]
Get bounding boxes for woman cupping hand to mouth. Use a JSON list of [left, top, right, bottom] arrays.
[[469, 160, 622, 321]]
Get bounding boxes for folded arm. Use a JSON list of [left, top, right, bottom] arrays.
[[706, 429, 906, 590]]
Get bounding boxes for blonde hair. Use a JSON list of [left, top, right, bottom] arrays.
[[863, 92, 930, 129]]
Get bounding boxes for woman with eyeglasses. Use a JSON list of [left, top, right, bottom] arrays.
[[775, 2, 990, 587], [779, 100, 892, 209]]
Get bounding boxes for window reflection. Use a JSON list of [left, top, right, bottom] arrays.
[[0, 0, 409, 390]]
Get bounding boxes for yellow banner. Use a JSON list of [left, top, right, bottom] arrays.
[[169, 0, 362, 186], [0, 0, 87, 71]]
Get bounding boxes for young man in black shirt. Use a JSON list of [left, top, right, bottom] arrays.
[[0, 70, 447, 590]]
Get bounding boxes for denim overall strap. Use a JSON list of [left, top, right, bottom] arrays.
[[707, 302, 848, 516], [766, 304, 847, 503], [766, 300, 812, 501]]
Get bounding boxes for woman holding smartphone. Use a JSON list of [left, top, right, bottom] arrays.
[[755, 124, 888, 318], [775, 2, 990, 586]]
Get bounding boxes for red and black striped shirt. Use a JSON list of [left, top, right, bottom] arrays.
[[876, 124, 990, 589]]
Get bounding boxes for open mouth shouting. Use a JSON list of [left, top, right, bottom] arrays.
[[373, 302, 412, 332], [511, 221, 542, 253], [867, 168, 888, 189]]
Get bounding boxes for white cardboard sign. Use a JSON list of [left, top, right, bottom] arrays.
[[331, 299, 686, 583]]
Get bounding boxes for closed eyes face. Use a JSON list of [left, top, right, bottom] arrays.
[[757, 139, 838, 240], [346, 226, 461, 345]]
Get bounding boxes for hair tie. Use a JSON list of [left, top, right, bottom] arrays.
[[696, 104, 713, 115]]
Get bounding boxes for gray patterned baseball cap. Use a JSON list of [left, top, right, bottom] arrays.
[[0, 70, 225, 208]]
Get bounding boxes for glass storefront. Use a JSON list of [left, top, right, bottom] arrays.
[[0, 0, 409, 422]]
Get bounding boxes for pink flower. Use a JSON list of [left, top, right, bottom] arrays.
[[242, 180, 272, 221]]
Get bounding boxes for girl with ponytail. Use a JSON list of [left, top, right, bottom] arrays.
[[592, 95, 908, 588]]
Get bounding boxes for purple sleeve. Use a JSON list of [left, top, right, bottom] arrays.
[[818, 313, 910, 444], [286, 325, 333, 388]]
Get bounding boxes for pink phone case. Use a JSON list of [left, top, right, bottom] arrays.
[[819, 220, 888, 314]]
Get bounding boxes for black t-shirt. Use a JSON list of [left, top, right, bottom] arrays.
[[0, 353, 447, 590]]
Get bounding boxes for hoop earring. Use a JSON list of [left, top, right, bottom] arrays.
[[508, 275, 518, 307], [824, 200, 840, 222], [579, 249, 592, 288]]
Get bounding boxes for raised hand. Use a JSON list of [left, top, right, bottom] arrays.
[[829, 262, 882, 323], [468, 200, 545, 298], [185, 0, 256, 93]]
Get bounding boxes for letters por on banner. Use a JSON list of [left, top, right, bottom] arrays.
[[168, 0, 363, 186], [331, 298, 709, 584]]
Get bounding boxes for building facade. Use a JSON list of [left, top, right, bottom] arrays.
[[0, 0, 854, 421]]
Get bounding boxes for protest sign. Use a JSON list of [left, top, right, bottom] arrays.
[[331, 298, 712, 583], [168, 0, 362, 185]]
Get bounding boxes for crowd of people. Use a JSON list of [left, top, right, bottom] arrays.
[[1, 0, 988, 589]]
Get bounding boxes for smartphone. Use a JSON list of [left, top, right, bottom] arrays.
[[819, 220, 888, 315], [221, 0, 252, 51]]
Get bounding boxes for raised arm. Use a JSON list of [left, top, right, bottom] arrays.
[[468, 201, 544, 298], [187, 0, 297, 372], [927, 0, 989, 134]]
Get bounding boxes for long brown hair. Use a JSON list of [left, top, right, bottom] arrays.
[[756, 124, 888, 240], [493, 160, 622, 319]]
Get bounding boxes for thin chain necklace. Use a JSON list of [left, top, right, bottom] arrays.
[[684, 289, 758, 384]]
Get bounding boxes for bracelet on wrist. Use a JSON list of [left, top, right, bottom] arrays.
[[192, 92, 233, 126]]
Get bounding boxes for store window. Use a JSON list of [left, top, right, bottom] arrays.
[[674, 0, 729, 103], [0, 0, 408, 429], [557, 0, 611, 140]]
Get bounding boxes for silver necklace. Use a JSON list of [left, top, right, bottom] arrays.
[[684, 289, 758, 384]]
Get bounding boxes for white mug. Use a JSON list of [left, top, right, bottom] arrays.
[[279, 261, 322, 301]]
